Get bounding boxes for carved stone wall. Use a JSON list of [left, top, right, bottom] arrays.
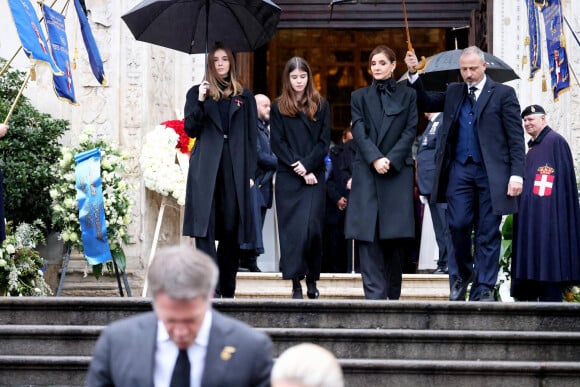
[[494, 0, 579, 161]]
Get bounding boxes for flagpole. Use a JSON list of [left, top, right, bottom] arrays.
[[0, 0, 65, 77], [3, 69, 32, 125]]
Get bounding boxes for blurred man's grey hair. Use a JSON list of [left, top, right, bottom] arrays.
[[147, 244, 218, 300]]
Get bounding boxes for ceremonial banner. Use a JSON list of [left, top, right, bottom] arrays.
[[7, 0, 62, 74], [42, 4, 77, 104], [74, 148, 112, 265], [541, 0, 570, 100], [526, 0, 542, 79], [74, 0, 106, 85]]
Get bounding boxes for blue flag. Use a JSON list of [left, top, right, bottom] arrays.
[[541, 0, 570, 101], [42, 5, 77, 104], [74, 0, 106, 85], [526, 0, 542, 80], [74, 148, 112, 266], [7, 0, 62, 74]]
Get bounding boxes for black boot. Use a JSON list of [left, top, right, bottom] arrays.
[[306, 280, 319, 299], [291, 278, 303, 299]]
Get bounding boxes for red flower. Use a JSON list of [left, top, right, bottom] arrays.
[[161, 119, 192, 154]]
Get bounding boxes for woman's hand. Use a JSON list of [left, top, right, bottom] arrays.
[[198, 81, 209, 102], [291, 161, 307, 176], [250, 178, 254, 188], [373, 157, 390, 174], [303, 173, 318, 185]]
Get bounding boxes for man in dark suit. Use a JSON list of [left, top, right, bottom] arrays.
[[405, 46, 525, 302], [240, 94, 277, 272], [416, 112, 452, 275], [86, 245, 273, 386]]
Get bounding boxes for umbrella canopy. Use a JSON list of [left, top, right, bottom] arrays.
[[121, 0, 281, 54], [415, 49, 519, 91]]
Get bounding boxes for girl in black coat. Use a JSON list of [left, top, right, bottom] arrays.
[[182, 44, 257, 298], [270, 57, 331, 299]]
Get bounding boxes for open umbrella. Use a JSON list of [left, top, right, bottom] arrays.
[[121, 0, 281, 55], [417, 49, 520, 91]]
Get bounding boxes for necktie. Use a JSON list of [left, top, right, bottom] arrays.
[[468, 86, 477, 106], [170, 349, 190, 387]]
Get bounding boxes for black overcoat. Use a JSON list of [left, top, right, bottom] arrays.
[[344, 83, 418, 242], [270, 100, 331, 279], [182, 85, 257, 244]]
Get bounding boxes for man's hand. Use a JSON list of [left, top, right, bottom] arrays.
[[507, 180, 523, 196], [404, 51, 419, 73]]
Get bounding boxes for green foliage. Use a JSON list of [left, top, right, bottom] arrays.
[[0, 58, 68, 232]]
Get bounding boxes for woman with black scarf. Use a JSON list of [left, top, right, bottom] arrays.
[[344, 45, 418, 300]]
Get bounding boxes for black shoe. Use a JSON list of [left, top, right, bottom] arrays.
[[248, 264, 261, 272], [292, 278, 303, 299], [450, 278, 470, 301], [432, 267, 449, 274], [306, 281, 319, 299], [477, 289, 496, 302]]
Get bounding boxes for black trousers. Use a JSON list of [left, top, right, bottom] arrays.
[[358, 237, 405, 300]]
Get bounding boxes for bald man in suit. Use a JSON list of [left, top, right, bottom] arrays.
[[405, 47, 524, 302], [86, 245, 273, 387]]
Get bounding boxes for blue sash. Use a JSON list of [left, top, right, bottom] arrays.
[[74, 148, 111, 265]]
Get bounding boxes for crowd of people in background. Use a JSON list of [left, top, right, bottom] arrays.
[[178, 42, 579, 303]]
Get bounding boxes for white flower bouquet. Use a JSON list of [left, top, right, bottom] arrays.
[[0, 220, 52, 296], [140, 123, 190, 206]]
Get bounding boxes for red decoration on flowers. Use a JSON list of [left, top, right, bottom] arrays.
[[161, 119, 192, 154]]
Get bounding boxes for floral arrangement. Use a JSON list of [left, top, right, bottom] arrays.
[[564, 286, 580, 302], [49, 128, 132, 278], [0, 220, 52, 296], [140, 120, 194, 206]]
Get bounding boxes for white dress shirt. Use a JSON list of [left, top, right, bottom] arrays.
[[154, 310, 213, 387]]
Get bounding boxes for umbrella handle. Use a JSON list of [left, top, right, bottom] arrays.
[[414, 56, 427, 71]]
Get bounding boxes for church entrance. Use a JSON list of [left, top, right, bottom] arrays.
[[252, 27, 455, 142]]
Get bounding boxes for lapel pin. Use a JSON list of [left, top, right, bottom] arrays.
[[220, 346, 236, 361]]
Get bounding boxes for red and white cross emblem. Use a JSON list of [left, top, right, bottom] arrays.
[[533, 173, 554, 197]]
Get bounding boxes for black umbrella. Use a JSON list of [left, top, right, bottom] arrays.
[[416, 49, 520, 91], [121, 0, 281, 55]]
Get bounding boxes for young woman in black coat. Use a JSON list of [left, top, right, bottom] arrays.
[[344, 45, 418, 300], [270, 57, 331, 299], [182, 44, 257, 298]]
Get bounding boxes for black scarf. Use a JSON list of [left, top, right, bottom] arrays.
[[374, 78, 397, 94]]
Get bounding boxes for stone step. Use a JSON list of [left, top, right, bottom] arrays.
[[0, 355, 89, 387], [340, 359, 580, 387], [57, 272, 451, 300], [234, 273, 450, 300], [2, 325, 579, 362], [1, 356, 579, 387], [2, 298, 580, 332]]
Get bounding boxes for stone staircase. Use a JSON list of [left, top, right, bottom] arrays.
[[1, 297, 580, 386], [57, 271, 450, 300]]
